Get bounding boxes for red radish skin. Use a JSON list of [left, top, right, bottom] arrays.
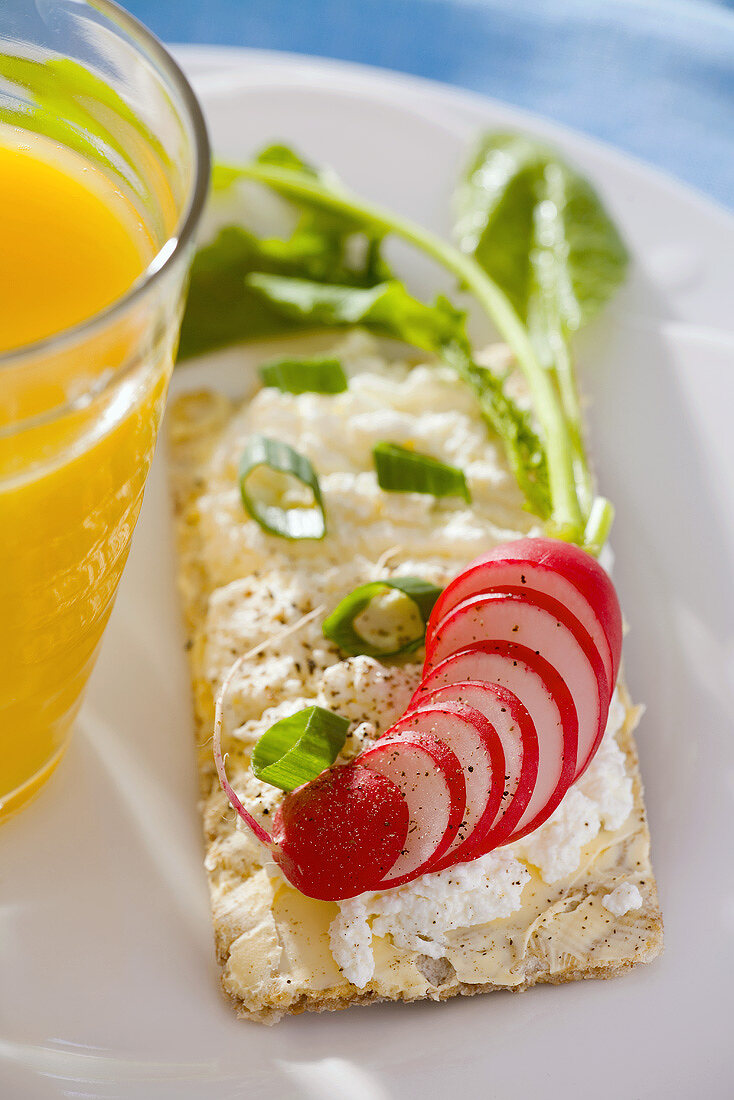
[[361, 724, 466, 887], [416, 644, 577, 840], [428, 581, 611, 711], [412, 681, 539, 851], [427, 564, 615, 694], [446, 587, 612, 710], [213, 684, 273, 849], [426, 592, 606, 780], [272, 764, 409, 901], [490, 585, 613, 696], [396, 699, 506, 869], [426, 539, 622, 684]]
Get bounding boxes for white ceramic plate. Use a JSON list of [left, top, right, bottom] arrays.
[[3, 47, 733, 1100]]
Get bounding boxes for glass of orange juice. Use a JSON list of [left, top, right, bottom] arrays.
[[0, 1, 209, 820]]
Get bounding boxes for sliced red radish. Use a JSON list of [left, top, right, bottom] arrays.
[[216, 538, 628, 901], [272, 763, 409, 901], [360, 719, 466, 887], [426, 592, 606, 779], [411, 680, 538, 851], [426, 538, 622, 686], [415, 643, 577, 840], [394, 699, 506, 869]]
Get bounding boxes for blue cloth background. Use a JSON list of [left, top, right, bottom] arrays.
[[125, 0, 734, 209]]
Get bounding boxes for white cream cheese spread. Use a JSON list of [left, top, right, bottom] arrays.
[[330, 852, 531, 988], [603, 882, 644, 916], [512, 688, 633, 883]]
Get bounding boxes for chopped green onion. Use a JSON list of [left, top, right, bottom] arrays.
[[373, 442, 471, 502], [323, 577, 443, 658], [238, 435, 326, 540], [251, 705, 349, 791], [259, 355, 348, 394]]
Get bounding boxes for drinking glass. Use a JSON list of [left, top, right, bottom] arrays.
[[0, 0, 210, 820]]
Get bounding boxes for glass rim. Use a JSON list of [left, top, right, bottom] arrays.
[[0, 0, 211, 371]]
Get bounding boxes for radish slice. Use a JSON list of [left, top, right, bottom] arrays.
[[495, 588, 611, 708], [360, 721, 466, 887], [426, 538, 622, 685], [412, 681, 538, 849], [396, 700, 506, 869], [426, 592, 606, 779], [415, 643, 577, 839], [272, 763, 409, 901]]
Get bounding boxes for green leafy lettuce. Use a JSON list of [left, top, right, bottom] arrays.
[[178, 136, 628, 551], [454, 132, 628, 522]]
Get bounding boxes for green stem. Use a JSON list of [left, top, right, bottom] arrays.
[[237, 163, 584, 539], [553, 337, 594, 518], [583, 497, 615, 557], [398, 232, 583, 538]]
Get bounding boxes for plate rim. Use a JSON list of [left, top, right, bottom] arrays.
[[173, 42, 734, 229]]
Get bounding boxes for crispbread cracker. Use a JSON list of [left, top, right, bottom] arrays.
[[168, 361, 662, 1025]]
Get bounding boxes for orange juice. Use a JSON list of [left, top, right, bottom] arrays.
[[0, 126, 175, 819]]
